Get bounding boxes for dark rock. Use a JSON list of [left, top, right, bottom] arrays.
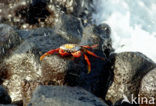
[[0, 24, 21, 63], [0, 6, 112, 104], [93, 24, 111, 38], [0, 0, 94, 29], [139, 68, 156, 105], [105, 52, 156, 104], [40, 24, 111, 98], [1, 1, 156, 106], [1, 23, 110, 104], [24, 27, 69, 52], [49, 0, 94, 24], [0, 104, 17, 106], [0, 85, 11, 104], [40, 43, 108, 97], [81, 23, 113, 57], [73, 0, 94, 24], [80, 25, 102, 45], [73, 24, 112, 98], [22, 80, 78, 106], [93, 24, 113, 57], [0, 27, 69, 102], [0, 0, 55, 29], [0, 22, 81, 103], [57, 14, 83, 43], [40, 42, 107, 96], [28, 85, 108, 106]]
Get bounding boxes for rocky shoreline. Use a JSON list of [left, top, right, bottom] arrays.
[[0, 0, 156, 106]]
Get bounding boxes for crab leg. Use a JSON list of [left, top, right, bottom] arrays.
[[83, 53, 91, 73], [86, 50, 105, 60], [40, 48, 59, 61], [82, 44, 98, 49]]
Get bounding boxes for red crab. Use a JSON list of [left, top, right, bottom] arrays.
[[40, 44, 104, 73]]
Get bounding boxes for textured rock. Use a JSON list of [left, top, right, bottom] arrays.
[[1, 1, 156, 106], [0, 85, 11, 104], [21, 80, 42, 106], [0, 0, 94, 29], [0, 22, 112, 104], [55, 14, 83, 43], [105, 52, 156, 104], [81, 25, 102, 45], [0, 23, 111, 104], [81, 23, 113, 57], [28, 85, 108, 106], [40, 24, 111, 98], [1, 52, 40, 102], [0, 1, 112, 104], [0, 24, 21, 63], [0, 27, 69, 102], [72, 0, 94, 24], [139, 68, 156, 105], [0, 104, 17, 106], [93, 24, 113, 57], [40, 42, 107, 96], [0, 0, 56, 29]]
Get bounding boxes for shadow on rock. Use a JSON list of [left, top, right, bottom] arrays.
[[64, 49, 115, 101], [28, 85, 108, 106]]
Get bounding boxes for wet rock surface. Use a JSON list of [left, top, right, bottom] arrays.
[[0, 0, 156, 106], [0, 19, 111, 105], [28, 85, 108, 106], [81, 24, 112, 57], [0, 26, 155, 105], [0, 104, 17, 106], [105, 52, 156, 105], [0, 24, 21, 63], [55, 14, 83, 43], [0, 27, 69, 103]]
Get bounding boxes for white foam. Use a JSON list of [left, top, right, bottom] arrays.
[[92, 0, 156, 62]]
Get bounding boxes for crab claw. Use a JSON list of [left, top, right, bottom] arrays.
[[40, 48, 59, 61]]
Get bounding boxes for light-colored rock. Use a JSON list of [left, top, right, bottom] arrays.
[[105, 52, 156, 104], [139, 68, 156, 105]]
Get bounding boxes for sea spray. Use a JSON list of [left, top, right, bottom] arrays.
[[92, 0, 156, 62]]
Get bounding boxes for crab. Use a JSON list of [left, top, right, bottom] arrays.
[[40, 44, 104, 73]]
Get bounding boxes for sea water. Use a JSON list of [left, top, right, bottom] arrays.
[[92, 0, 156, 62]]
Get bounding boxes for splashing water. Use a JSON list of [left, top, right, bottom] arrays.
[[92, 0, 156, 62]]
